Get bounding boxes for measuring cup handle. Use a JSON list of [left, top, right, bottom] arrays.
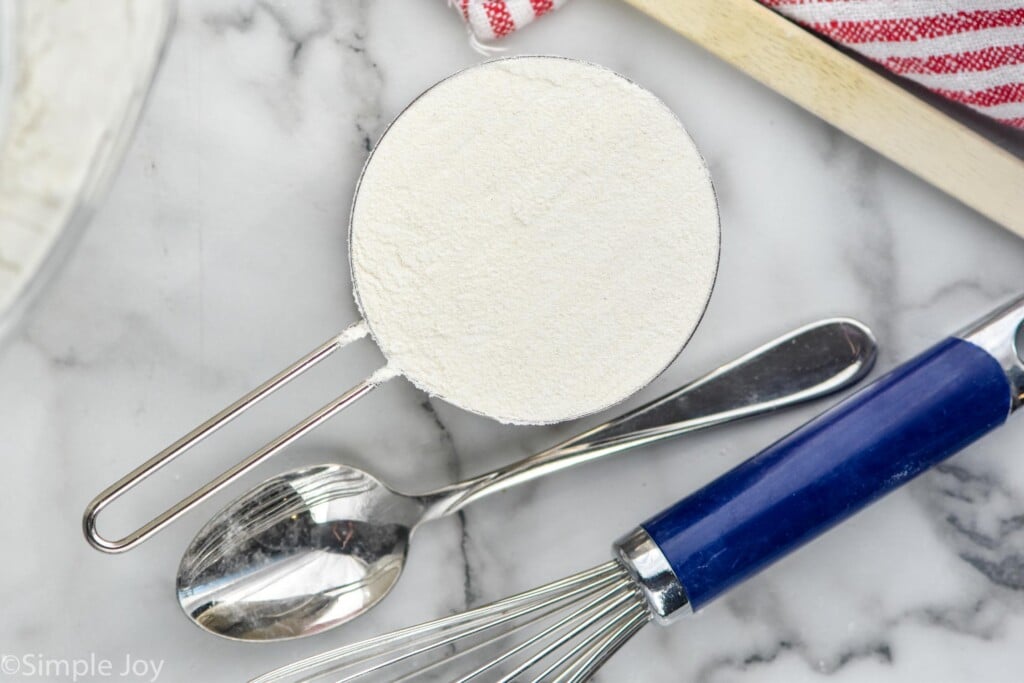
[[82, 323, 390, 553]]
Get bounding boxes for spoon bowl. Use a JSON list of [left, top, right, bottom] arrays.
[[178, 465, 424, 641]]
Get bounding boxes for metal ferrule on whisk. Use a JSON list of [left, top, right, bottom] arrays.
[[958, 294, 1024, 413], [613, 528, 692, 624]]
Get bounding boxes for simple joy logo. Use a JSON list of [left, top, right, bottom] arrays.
[[0, 653, 164, 681]]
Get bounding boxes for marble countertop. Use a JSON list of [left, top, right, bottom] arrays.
[[4, 1, 1024, 681]]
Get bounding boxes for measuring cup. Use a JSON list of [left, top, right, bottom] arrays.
[[83, 56, 721, 553]]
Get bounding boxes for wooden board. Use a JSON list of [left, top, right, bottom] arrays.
[[623, 0, 1024, 239]]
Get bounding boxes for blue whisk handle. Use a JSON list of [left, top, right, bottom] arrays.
[[640, 334, 1014, 612]]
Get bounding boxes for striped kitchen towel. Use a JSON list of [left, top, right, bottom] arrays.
[[454, 0, 1024, 128], [456, 0, 569, 39]]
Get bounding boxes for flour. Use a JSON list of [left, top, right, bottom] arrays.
[[351, 57, 719, 424], [0, 1, 170, 322]]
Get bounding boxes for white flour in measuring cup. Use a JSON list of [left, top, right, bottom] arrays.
[[84, 56, 722, 553], [351, 57, 720, 424]]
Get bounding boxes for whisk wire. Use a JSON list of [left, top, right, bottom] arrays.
[[254, 561, 650, 683], [455, 582, 640, 682], [531, 600, 643, 683], [254, 563, 624, 683], [357, 583, 630, 683], [549, 604, 649, 683], [383, 597, 580, 683], [314, 568, 628, 682]]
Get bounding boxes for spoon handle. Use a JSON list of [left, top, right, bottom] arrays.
[[422, 318, 878, 518]]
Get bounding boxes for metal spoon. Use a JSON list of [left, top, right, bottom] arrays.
[[177, 319, 877, 641]]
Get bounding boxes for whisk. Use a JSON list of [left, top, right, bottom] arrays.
[[253, 561, 649, 683], [254, 295, 1024, 683]]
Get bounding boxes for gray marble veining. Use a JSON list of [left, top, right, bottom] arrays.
[[2, 0, 1024, 681]]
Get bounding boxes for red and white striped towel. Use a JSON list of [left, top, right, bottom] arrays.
[[456, 0, 570, 39], [455, 0, 1024, 128]]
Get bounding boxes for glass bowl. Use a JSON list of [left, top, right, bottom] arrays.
[[0, 0, 175, 345]]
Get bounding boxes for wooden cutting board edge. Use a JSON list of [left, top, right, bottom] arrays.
[[622, 0, 1024, 240]]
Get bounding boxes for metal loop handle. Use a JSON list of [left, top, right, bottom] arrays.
[[83, 322, 389, 553]]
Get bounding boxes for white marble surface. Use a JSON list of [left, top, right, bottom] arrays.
[[3, 1, 1024, 681]]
